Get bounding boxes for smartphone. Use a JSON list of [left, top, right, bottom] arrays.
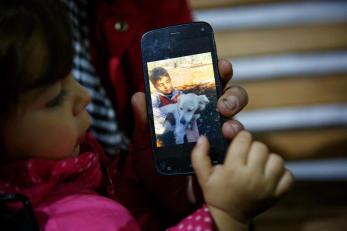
[[141, 22, 227, 175]]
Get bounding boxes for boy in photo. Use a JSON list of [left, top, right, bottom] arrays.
[[150, 67, 182, 108], [150, 67, 200, 145]]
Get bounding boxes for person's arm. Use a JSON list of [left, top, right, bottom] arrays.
[[208, 206, 248, 231], [166, 204, 248, 231], [37, 193, 140, 231]]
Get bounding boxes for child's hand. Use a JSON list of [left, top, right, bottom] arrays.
[[191, 131, 294, 226]]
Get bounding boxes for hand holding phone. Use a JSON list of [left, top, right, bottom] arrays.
[[141, 22, 227, 175]]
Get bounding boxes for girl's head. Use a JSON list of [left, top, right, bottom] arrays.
[[0, 0, 91, 163]]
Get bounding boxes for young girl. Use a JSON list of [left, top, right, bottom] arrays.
[[0, 1, 294, 230]]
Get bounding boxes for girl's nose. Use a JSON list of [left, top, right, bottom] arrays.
[[73, 81, 91, 116]]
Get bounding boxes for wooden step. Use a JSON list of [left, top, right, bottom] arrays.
[[252, 128, 347, 159], [236, 75, 347, 110], [215, 23, 347, 58], [189, 0, 293, 9], [254, 181, 347, 231]]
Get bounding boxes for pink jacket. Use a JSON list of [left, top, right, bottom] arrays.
[[0, 133, 214, 230]]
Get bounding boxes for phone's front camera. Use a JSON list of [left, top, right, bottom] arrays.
[[200, 27, 205, 32]]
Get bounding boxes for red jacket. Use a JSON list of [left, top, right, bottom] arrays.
[[87, 1, 204, 230], [89, 0, 192, 134]]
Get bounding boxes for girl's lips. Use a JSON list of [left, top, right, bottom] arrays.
[[76, 125, 90, 146]]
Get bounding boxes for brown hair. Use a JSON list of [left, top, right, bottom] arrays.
[[149, 67, 171, 85], [0, 0, 73, 116]]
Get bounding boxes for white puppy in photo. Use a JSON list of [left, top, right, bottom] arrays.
[[160, 93, 209, 144]]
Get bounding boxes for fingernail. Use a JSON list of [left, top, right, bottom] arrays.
[[231, 121, 244, 133], [226, 122, 238, 135], [222, 95, 239, 113]]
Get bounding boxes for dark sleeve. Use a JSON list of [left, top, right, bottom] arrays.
[[145, 0, 193, 28]]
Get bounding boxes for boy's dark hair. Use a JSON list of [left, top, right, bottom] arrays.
[[0, 0, 73, 117], [149, 67, 170, 85]]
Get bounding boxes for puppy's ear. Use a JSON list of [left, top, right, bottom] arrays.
[[198, 95, 209, 104], [198, 95, 209, 110]]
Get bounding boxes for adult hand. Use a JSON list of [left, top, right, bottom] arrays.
[[217, 59, 248, 140]]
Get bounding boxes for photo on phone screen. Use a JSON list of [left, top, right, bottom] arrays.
[[147, 52, 221, 148]]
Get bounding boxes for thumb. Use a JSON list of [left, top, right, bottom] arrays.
[[131, 92, 148, 133], [131, 92, 150, 151], [191, 136, 213, 187]]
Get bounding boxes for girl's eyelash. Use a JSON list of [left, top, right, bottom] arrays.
[[46, 89, 67, 108]]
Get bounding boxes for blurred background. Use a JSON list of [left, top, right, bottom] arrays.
[[188, 0, 347, 230]]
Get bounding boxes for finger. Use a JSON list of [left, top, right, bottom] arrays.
[[224, 130, 252, 166], [218, 59, 233, 86], [217, 85, 248, 117], [131, 92, 148, 132], [275, 169, 294, 197], [247, 141, 269, 173], [264, 154, 285, 184], [191, 136, 213, 186], [221, 119, 244, 140], [131, 92, 150, 150]]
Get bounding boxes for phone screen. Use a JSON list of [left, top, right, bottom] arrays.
[[142, 22, 227, 175], [147, 52, 222, 147]]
